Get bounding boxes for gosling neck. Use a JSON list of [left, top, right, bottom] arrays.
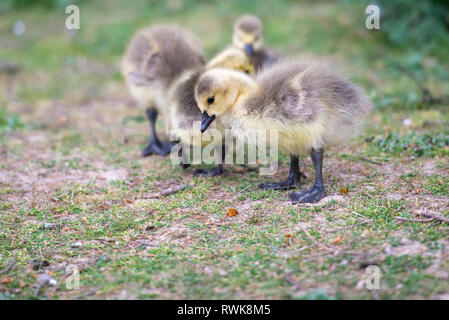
[[228, 72, 258, 115]]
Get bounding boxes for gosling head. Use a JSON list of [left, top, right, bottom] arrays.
[[195, 69, 243, 133], [207, 48, 255, 75], [232, 15, 264, 56]]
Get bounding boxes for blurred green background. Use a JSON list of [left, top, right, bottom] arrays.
[[1, 0, 449, 109]]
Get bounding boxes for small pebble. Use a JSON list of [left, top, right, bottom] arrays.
[[48, 279, 58, 287], [13, 21, 26, 36], [402, 118, 413, 127], [43, 222, 55, 230], [72, 242, 82, 248]]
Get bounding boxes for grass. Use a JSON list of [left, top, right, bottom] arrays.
[[0, 0, 448, 300]]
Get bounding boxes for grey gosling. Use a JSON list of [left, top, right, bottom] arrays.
[[122, 25, 205, 156], [232, 15, 280, 71], [194, 59, 373, 203], [167, 48, 254, 176]]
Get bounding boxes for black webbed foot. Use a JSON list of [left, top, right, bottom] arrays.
[[142, 107, 176, 157], [193, 165, 224, 177], [142, 140, 175, 157], [290, 185, 325, 204], [258, 155, 306, 190], [177, 145, 190, 169], [179, 163, 191, 170]]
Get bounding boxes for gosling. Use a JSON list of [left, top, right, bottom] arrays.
[[232, 15, 279, 71], [121, 25, 205, 157], [167, 48, 254, 176], [194, 59, 373, 203]]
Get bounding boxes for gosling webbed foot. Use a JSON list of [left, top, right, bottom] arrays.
[[193, 165, 224, 177], [258, 154, 306, 190], [142, 140, 174, 157], [290, 185, 325, 204], [179, 163, 191, 170]]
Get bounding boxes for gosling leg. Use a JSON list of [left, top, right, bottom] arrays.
[[142, 107, 174, 157], [193, 144, 226, 177], [175, 143, 191, 170], [259, 155, 306, 190], [290, 148, 325, 203]]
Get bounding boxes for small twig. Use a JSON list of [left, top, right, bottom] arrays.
[[298, 226, 333, 252], [77, 286, 103, 299], [356, 156, 383, 166], [352, 211, 369, 220], [0, 258, 16, 274], [393, 216, 434, 223], [144, 184, 188, 199], [325, 220, 372, 234], [420, 209, 449, 224], [343, 154, 382, 166], [296, 245, 311, 253], [422, 121, 449, 128]]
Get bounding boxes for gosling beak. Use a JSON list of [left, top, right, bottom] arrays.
[[244, 43, 254, 55], [201, 112, 216, 133]]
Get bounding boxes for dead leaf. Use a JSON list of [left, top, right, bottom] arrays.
[[339, 187, 349, 195], [285, 233, 293, 239], [57, 115, 68, 126], [331, 236, 343, 245], [125, 198, 133, 204], [226, 208, 238, 217], [1, 276, 11, 284]]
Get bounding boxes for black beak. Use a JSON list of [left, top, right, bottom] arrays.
[[244, 43, 254, 55], [201, 112, 215, 133]]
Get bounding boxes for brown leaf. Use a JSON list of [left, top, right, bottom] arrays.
[[1, 276, 11, 284], [285, 233, 293, 239], [339, 187, 349, 195], [57, 115, 68, 126], [226, 208, 238, 217], [331, 236, 343, 245], [233, 167, 245, 173], [125, 198, 134, 204]]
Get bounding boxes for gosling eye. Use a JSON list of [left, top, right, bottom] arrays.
[[207, 96, 215, 105]]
